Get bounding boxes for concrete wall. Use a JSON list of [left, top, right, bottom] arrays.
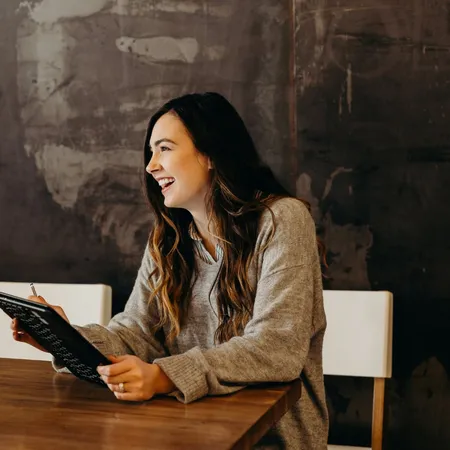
[[1, 1, 449, 448]]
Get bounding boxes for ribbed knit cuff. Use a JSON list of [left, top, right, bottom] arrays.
[[51, 359, 71, 373], [154, 347, 209, 404]]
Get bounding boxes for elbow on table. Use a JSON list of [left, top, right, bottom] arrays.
[[261, 357, 304, 383]]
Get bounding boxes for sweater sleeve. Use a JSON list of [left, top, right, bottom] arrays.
[[154, 199, 324, 404], [53, 243, 167, 371]]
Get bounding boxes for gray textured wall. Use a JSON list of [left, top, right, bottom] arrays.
[[1, 1, 449, 449]]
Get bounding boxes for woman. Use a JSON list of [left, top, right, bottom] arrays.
[[12, 92, 328, 450]]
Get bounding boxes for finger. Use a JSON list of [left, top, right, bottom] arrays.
[[12, 331, 22, 341], [26, 296, 67, 320], [27, 295, 48, 304], [113, 390, 148, 402], [101, 371, 134, 385], [106, 381, 136, 393], [12, 330, 26, 338], [13, 331, 32, 343], [108, 355, 131, 363], [11, 319, 25, 334], [97, 355, 134, 377], [107, 355, 122, 363], [107, 383, 118, 392]]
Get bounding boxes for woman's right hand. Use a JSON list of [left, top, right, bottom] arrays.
[[10, 295, 70, 353]]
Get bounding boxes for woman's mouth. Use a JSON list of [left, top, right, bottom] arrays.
[[162, 182, 174, 194], [158, 177, 175, 194]]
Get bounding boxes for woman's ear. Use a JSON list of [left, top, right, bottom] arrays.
[[207, 158, 214, 170]]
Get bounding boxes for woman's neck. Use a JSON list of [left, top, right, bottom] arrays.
[[190, 211, 218, 260]]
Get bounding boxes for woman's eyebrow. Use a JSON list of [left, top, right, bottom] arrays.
[[152, 138, 177, 148]]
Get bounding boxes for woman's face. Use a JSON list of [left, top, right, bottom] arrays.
[[146, 112, 211, 212]]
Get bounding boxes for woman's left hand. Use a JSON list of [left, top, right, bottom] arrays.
[[97, 355, 175, 401]]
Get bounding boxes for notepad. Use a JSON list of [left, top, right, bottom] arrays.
[[0, 291, 110, 385]]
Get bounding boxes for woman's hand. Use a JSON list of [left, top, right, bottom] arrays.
[[97, 355, 176, 402], [10, 295, 69, 352]]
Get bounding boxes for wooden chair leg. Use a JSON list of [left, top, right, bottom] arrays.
[[371, 377, 385, 450]]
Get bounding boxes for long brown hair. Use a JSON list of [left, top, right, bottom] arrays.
[[143, 93, 322, 344]]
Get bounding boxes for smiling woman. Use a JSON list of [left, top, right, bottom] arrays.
[[146, 113, 212, 213], [12, 92, 329, 450]]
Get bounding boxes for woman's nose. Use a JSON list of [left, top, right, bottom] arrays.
[[146, 153, 161, 174]]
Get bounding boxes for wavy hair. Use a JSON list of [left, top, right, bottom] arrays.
[[143, 92, 323, 344]]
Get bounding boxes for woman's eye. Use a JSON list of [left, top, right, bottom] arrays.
[[160, 146, 171, 152]]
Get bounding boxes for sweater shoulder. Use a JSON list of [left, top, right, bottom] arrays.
[[254, 196, 319, 268], [258, 197, 315, 238]]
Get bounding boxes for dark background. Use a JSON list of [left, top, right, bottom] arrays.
[[1, 1, 449, 448]]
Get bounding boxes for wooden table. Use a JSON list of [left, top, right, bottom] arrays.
[[0, 358, 301, 450]]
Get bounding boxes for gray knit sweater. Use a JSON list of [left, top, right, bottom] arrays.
[[56, 197, 328, 449]]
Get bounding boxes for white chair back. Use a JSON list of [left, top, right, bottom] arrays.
[[0, 282, 112, 361], [323, 290, 393, 378], [322, 290, 393, 450]]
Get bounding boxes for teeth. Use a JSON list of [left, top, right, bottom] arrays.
[[158, 178, 175, 188]]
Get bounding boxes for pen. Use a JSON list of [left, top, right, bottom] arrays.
[[30, 283, 38, 297]]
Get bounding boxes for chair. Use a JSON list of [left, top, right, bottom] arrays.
[[323, 290, 393, 450], [0, 282, 112, 361]]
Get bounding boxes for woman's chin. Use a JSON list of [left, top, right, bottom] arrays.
[[163, 196, 178, 208]]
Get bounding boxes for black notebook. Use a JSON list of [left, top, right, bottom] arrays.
[[0, 291, 110, 385]]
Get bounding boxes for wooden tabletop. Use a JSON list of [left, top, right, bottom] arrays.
[[0, 358, 301, 450]]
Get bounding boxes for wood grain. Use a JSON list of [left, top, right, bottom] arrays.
[[0, 358, 301, 450]]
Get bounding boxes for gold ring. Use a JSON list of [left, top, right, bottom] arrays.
[[118, 382, 125, 393]]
